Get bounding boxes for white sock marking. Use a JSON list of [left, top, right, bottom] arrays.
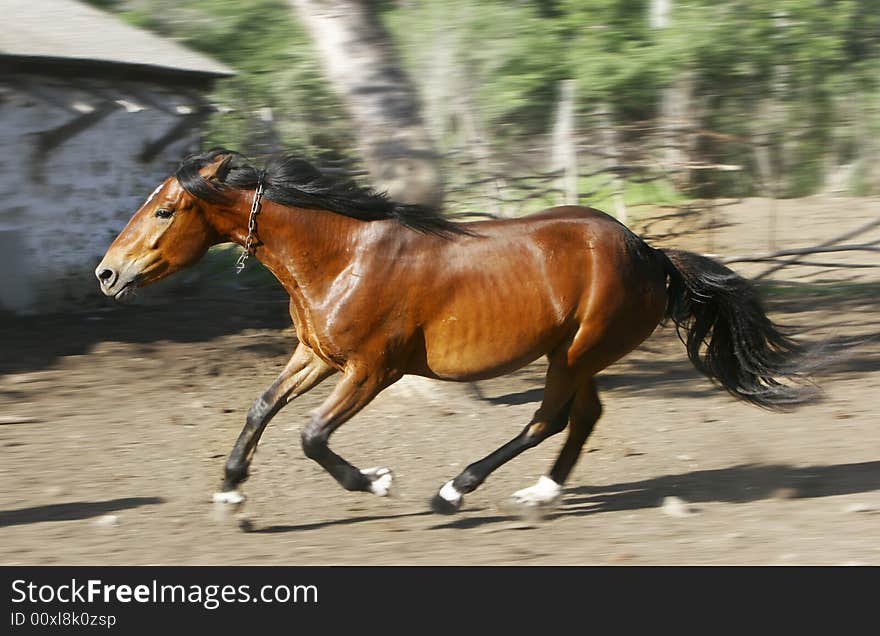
[[362, 467, 394, 496], [213, 490, 246, 505], [439, 480, 463, 506], [511, 476, 562, 506]]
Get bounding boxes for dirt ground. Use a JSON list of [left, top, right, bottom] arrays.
[[1, 196, 878, 565]]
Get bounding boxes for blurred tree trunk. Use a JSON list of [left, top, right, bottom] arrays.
[[289, 0, 444, 208], [651, 0, 695, 185]]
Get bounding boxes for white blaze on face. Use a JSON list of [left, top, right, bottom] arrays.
[[144, 183, 163, 207]]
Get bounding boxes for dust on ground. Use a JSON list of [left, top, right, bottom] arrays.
[[1, 196, 878, 565]]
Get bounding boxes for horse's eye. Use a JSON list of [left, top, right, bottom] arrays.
[[155, 208, 173, 219]]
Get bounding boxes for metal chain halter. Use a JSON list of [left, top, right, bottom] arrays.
[[235, 178, 265, 274]]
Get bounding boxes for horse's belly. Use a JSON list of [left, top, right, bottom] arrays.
[[418, 297, 573, 381], [408, 226, 592, 381]]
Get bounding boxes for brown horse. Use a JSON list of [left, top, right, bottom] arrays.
[[95, 149, 815, 514]]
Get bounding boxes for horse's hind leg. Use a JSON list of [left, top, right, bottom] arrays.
[[509, 378, 601, 507], [431, 353, 577, 514], [214, 343, 335, 504]]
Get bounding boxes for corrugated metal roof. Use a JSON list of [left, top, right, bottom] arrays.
[[0, 0, 234, 77]]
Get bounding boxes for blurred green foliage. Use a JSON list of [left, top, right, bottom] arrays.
[[86, 0, 355, 158], [390, 0, 880, 196], [88, 0, 880, 198]]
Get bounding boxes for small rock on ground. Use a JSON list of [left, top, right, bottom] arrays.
[[93, 515, 120, 528], [662, 496, 698, 518]]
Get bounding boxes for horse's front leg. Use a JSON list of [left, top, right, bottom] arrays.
[[301, 368, 399, 496], [214, 343, 335, 504]]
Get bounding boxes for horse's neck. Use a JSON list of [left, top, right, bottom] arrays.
[[210, 195, 362, 302]]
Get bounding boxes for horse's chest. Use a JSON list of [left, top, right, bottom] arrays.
[[287, 300, 346, 368]]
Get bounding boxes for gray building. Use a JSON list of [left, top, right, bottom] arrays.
[[0, 0, 233, 313]]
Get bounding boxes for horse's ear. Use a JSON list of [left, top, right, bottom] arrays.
[[200, 154, 233, 182]]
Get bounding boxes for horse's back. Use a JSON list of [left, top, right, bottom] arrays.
[[458, 204, 622, 234]]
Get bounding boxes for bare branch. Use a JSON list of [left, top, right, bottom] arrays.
[[753, 218, 880, 279], [719, 242, 880, 265]]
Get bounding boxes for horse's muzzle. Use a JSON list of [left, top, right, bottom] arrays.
[[95, 262, 137, 301]]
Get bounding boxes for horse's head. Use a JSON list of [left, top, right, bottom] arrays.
[[95, 155, 230, 301]]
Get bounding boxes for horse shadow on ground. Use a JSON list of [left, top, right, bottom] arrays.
[[249, 460, 880, 533], [431, 460, 880, 530], [0, 497, 164, 528], [252, 510, 436, 534]]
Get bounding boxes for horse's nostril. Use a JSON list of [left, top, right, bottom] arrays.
[[97, 268, 115, 283]]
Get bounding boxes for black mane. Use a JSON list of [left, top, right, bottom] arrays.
[[174, 148, 469, 237]]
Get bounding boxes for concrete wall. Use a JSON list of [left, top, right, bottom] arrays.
[[0, 74, 203, 313]]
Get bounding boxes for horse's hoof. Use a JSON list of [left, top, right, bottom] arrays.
[[210, 492, 245, 524], [506, 476, 562, 510], [213, 490, 246, 505], [362, 466, 394, 497], [430, 481, 463, 515]]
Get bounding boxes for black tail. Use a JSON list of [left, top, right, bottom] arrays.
[[659, 248, 819, 411]]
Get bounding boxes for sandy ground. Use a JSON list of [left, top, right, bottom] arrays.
[[1, 196, 878, 565]]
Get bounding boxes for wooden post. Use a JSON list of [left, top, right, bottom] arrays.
[[596, 106, 627, 224], [457, 87, 505, 216], [551, 79, 578, 205]]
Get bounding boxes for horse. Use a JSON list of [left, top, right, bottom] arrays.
[[95, 148, 817, 514]]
